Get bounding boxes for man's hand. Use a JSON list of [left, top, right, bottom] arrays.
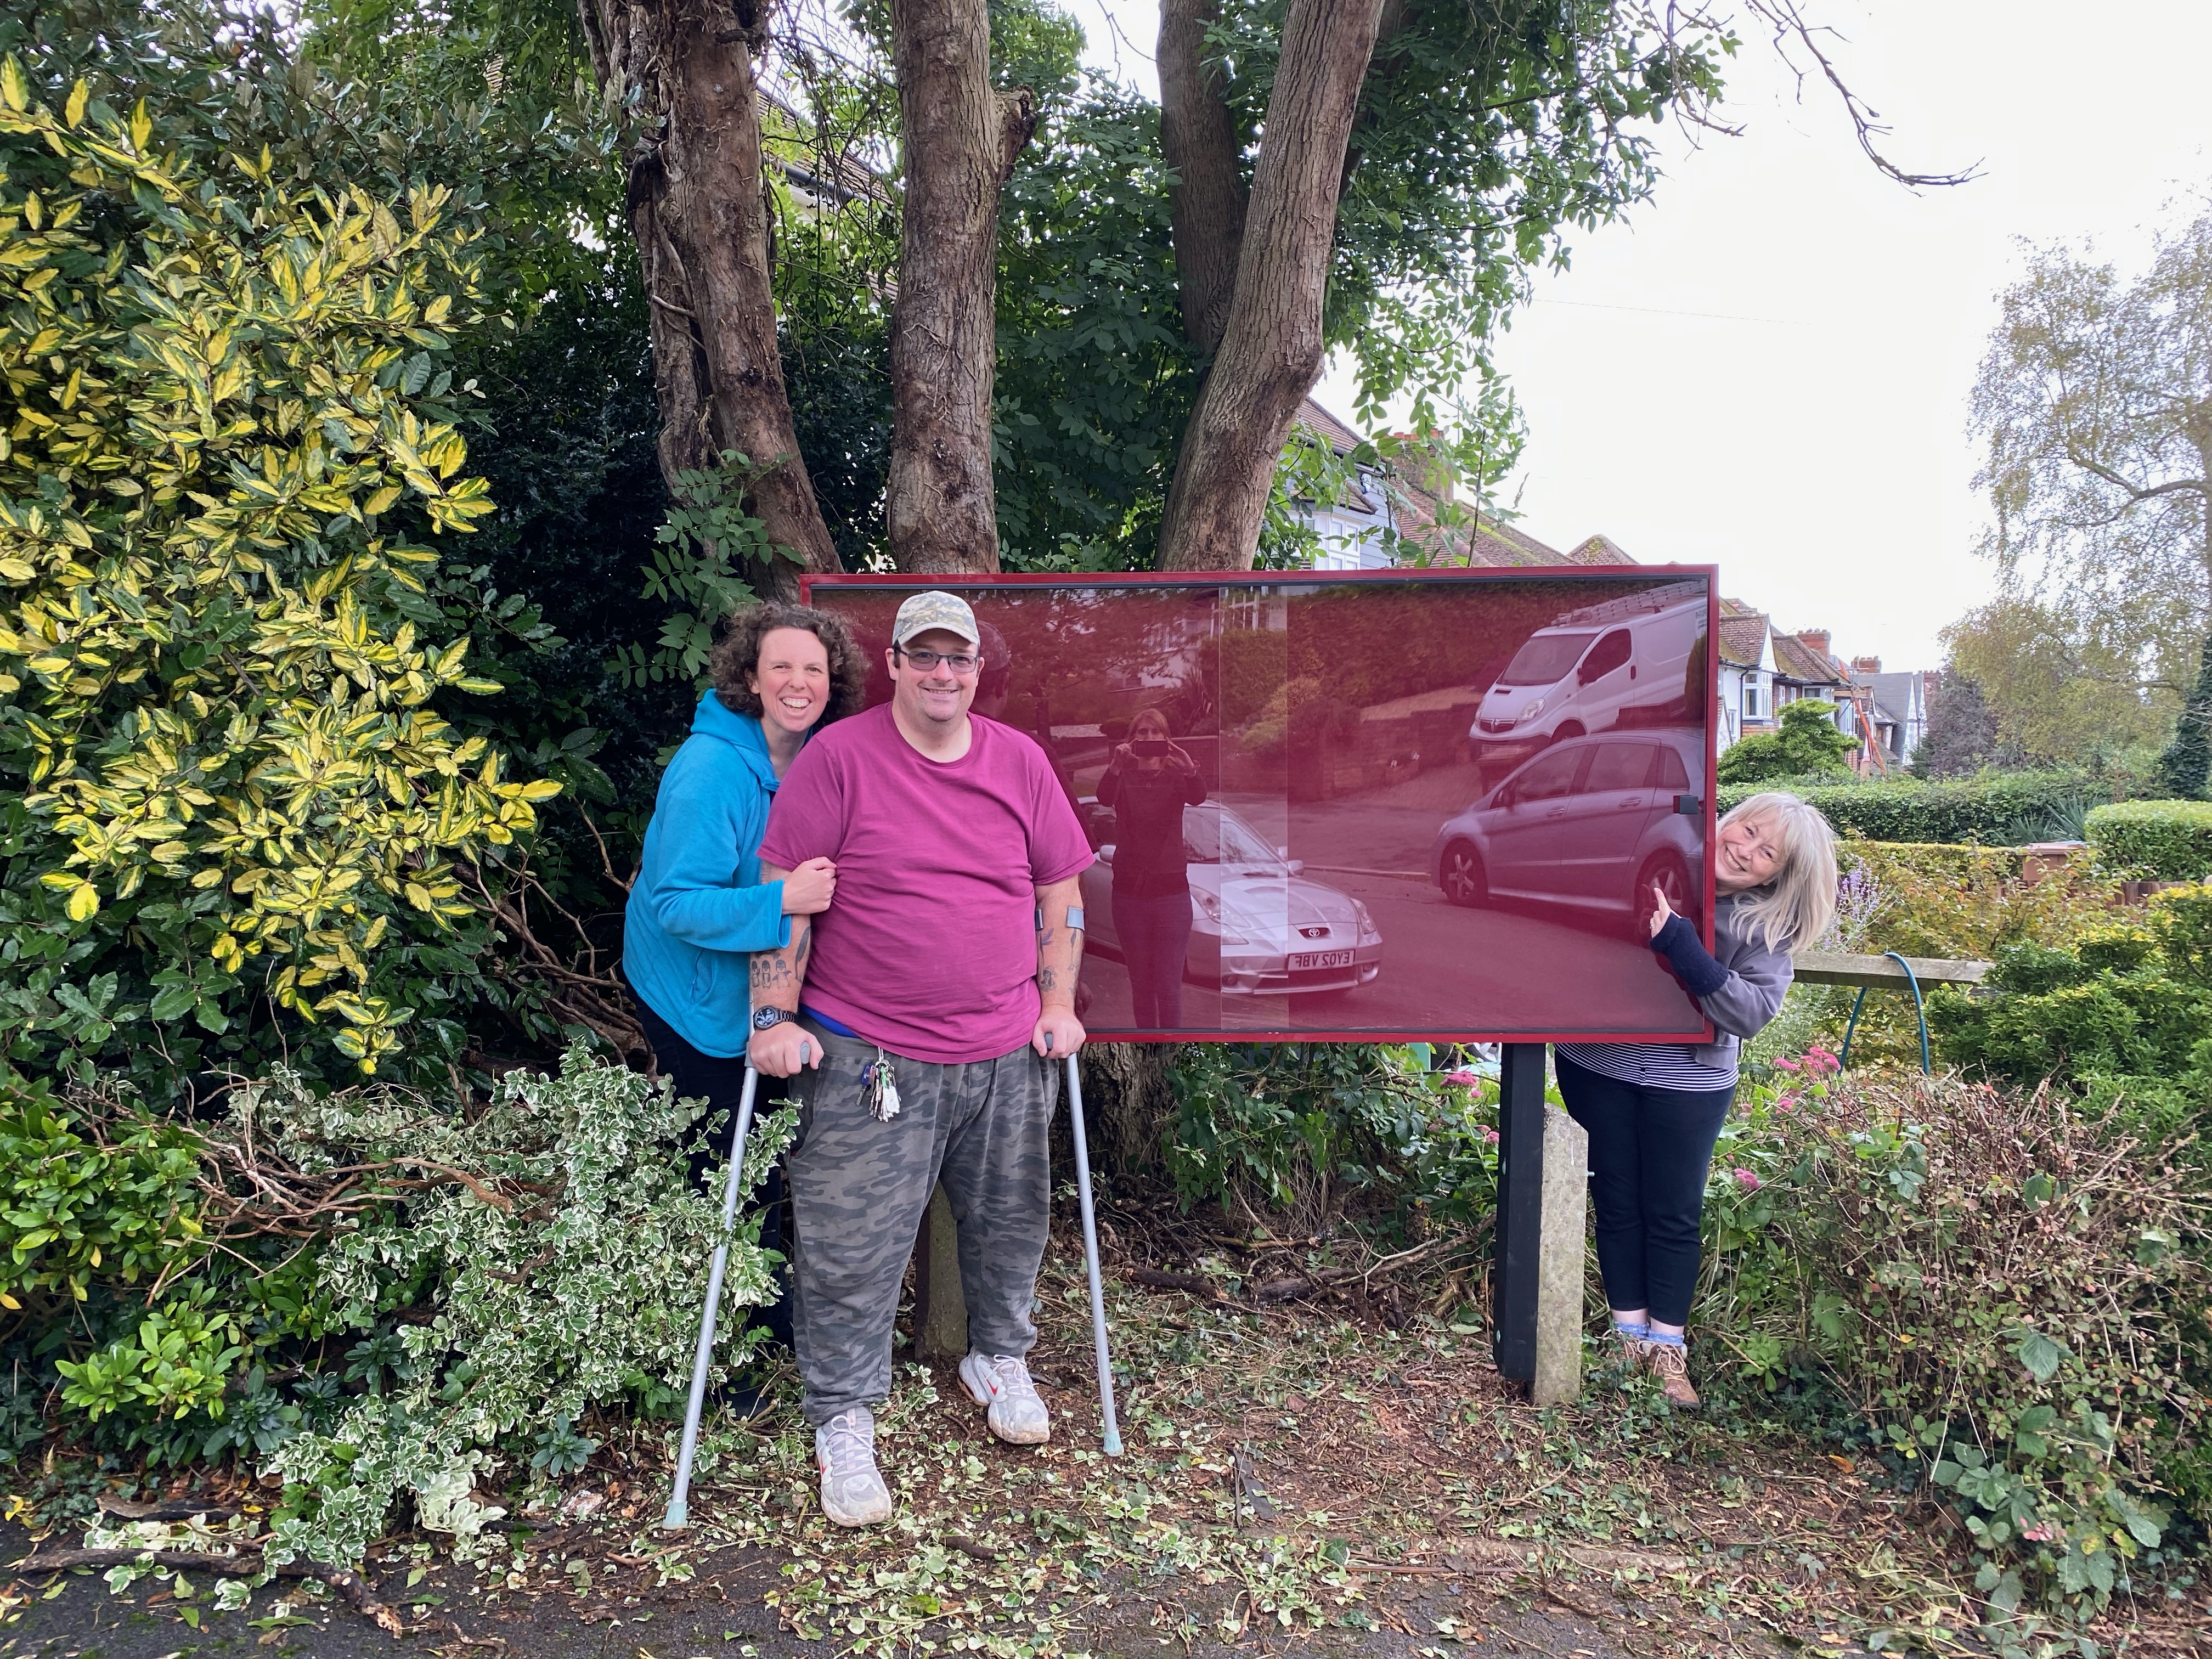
[[1033, 1006, 1086, 1060], [780, 856, 837, 916], [749, 1021, 821, 1077]]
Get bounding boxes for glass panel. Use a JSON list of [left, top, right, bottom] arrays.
[[802, 572, 1714, 1041]]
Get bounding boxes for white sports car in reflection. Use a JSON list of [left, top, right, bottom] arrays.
[[1082, 801, 1383, 996]]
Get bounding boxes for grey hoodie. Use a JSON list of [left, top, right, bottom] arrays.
[[1680, 890, 1796, 1071]]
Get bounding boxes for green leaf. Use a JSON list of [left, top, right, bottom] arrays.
[[2014, 1329, 2066, 1383], [148, 984, 196, 1023]]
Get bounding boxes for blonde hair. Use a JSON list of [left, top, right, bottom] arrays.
[[1722, 792, 1838, 952]]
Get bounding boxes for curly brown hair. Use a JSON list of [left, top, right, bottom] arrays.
[[710, 601, 870, 726]]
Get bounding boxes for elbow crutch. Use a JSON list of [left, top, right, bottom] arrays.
[[1051, 1038, 1124, 1457], [662, 1053, 771, 1531]]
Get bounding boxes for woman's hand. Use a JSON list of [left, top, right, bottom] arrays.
[[781, 856, 837, 916], [1166, 741, 1198, 773], [1107, 742, 1133, 771], [1647, 883, 1674, 940]]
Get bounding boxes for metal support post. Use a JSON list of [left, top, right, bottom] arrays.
[[1490, 1042, 1547, 1383]]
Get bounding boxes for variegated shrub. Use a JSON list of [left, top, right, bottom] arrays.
[[0, 57, 554, 1079]]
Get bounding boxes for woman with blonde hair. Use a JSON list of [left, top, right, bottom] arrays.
[[1554, 791, 1838, 1408]]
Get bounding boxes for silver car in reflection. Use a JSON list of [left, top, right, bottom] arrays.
[[1429, 728, 1705, 938], [1083, 801, 1383, 995]]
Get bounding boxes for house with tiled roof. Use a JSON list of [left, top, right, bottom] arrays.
[[1773, 628, 1841, 701], [1285, 399, 1631, 571], [1717, 599, 1777, 750]]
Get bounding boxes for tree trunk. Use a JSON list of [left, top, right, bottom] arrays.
[[1158, 0, 1247, 357], [579, 0, 842, 597], [885, 0, 1037, 574], [1154, 0, 1387, 572]]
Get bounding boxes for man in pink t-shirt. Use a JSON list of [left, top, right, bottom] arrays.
[[749, 590, 1092, 1528]]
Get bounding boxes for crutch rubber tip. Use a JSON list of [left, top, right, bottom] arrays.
[[1103, 1430, 1124, 1457], [661, 1500, 689, 1530]]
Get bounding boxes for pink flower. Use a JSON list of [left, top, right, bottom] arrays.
[[1444, 1069, 1481, 1088], [1480, 1127, 1500, 1144], [1804, 1046, 1841, 1075], [1773, 1056, 1802, 1072], [1731, 1167, 1760, 1191], [2022, 1523, 2057, 1543]]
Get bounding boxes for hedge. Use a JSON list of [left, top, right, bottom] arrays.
[[1716, 769, 2105, 845], [2085, 799, 2212, 880]]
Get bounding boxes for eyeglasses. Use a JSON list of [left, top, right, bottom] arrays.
[[895, 646, 980, 674]]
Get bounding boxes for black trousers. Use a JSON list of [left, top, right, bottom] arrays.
[[634, 998, 793, 1351], [1554, 1050, 1734, 1329]]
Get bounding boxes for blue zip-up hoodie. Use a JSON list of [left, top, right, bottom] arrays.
[[623, 692, 795, 1057]]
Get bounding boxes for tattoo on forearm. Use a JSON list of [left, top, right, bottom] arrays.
[[752, 919, 810, 999]]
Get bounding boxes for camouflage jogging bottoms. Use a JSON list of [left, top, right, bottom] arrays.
[[783, 1021, 1058, 1426]]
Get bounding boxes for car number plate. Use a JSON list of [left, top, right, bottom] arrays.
[[1290, 950, 1353, 970]]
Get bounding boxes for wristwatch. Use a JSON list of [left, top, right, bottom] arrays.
[[751, 1006, 798, 1032]]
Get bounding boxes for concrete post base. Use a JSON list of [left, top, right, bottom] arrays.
[[1533, 1103, 1589, 1407]]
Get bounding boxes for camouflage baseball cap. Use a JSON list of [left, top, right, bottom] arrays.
[[891, 590, 981, 648]]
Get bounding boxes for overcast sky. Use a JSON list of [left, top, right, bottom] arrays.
[[1057, 1, 2212, 672]]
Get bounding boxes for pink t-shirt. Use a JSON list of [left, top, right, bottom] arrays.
[[758, 704, 1094, 1064]]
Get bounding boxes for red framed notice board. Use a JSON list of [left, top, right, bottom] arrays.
[[803, 568, 1720, 1045]]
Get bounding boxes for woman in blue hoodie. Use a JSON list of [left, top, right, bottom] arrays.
[[625, 601, 868, 1344]]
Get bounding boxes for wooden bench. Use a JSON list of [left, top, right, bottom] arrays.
[[1788, 950, 1993, 1072]]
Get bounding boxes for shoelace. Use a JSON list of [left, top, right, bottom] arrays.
[[819, 1411, 874, 1471], [983, 1356, 1039, 1401]]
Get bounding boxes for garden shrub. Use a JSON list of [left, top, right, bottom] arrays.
[[2085, 799, 2212, 881], [1716, 769, 2107, 845], [1715, 699, 1855, 786], [1928, 884, 2212, 1113], [1843, 842, 2125, 962], [3, 1048, 785, 1577], [1165, 1044, 1502, 1237], [0, 55, 557, 1090], [1699, 1063, 2211, 1626]]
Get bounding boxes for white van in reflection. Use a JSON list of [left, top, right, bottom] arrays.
[[1468, 582, 1705, 772]]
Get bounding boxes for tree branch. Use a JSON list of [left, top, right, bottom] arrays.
[[2064, 448, 2209, 503], [1743, 0, 1980, 189], [1159, 0, 1250, 356]]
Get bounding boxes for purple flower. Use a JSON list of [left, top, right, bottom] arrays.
[[1444, 1068, 1481, 1088], [1731, 1167, 1760, 1192]]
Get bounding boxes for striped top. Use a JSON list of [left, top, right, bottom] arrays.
[[1555, 894, 1797, 1093], [1554, 1040, 1738, 1092]]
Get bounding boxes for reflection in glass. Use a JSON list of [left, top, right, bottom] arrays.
[[1096, 708, 1206, 1028], [802, 572, 1714, 1041]]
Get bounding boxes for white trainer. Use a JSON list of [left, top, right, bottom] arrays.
[[815, 1406, 893, 1526], [958, 1352, 1051, 1445]]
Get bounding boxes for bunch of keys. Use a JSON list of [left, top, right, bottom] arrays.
[[862, 1051, 901, 1122]]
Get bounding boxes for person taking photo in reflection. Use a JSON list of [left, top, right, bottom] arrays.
[[1553, 792, 1837, 1408], [747, 590, 1093, 1529], [623, 602, 866, 1353], [1097, 706, 1207, 1029]]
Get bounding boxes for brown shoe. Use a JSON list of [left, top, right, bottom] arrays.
[[1639, 1340, 1701, 1409]]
